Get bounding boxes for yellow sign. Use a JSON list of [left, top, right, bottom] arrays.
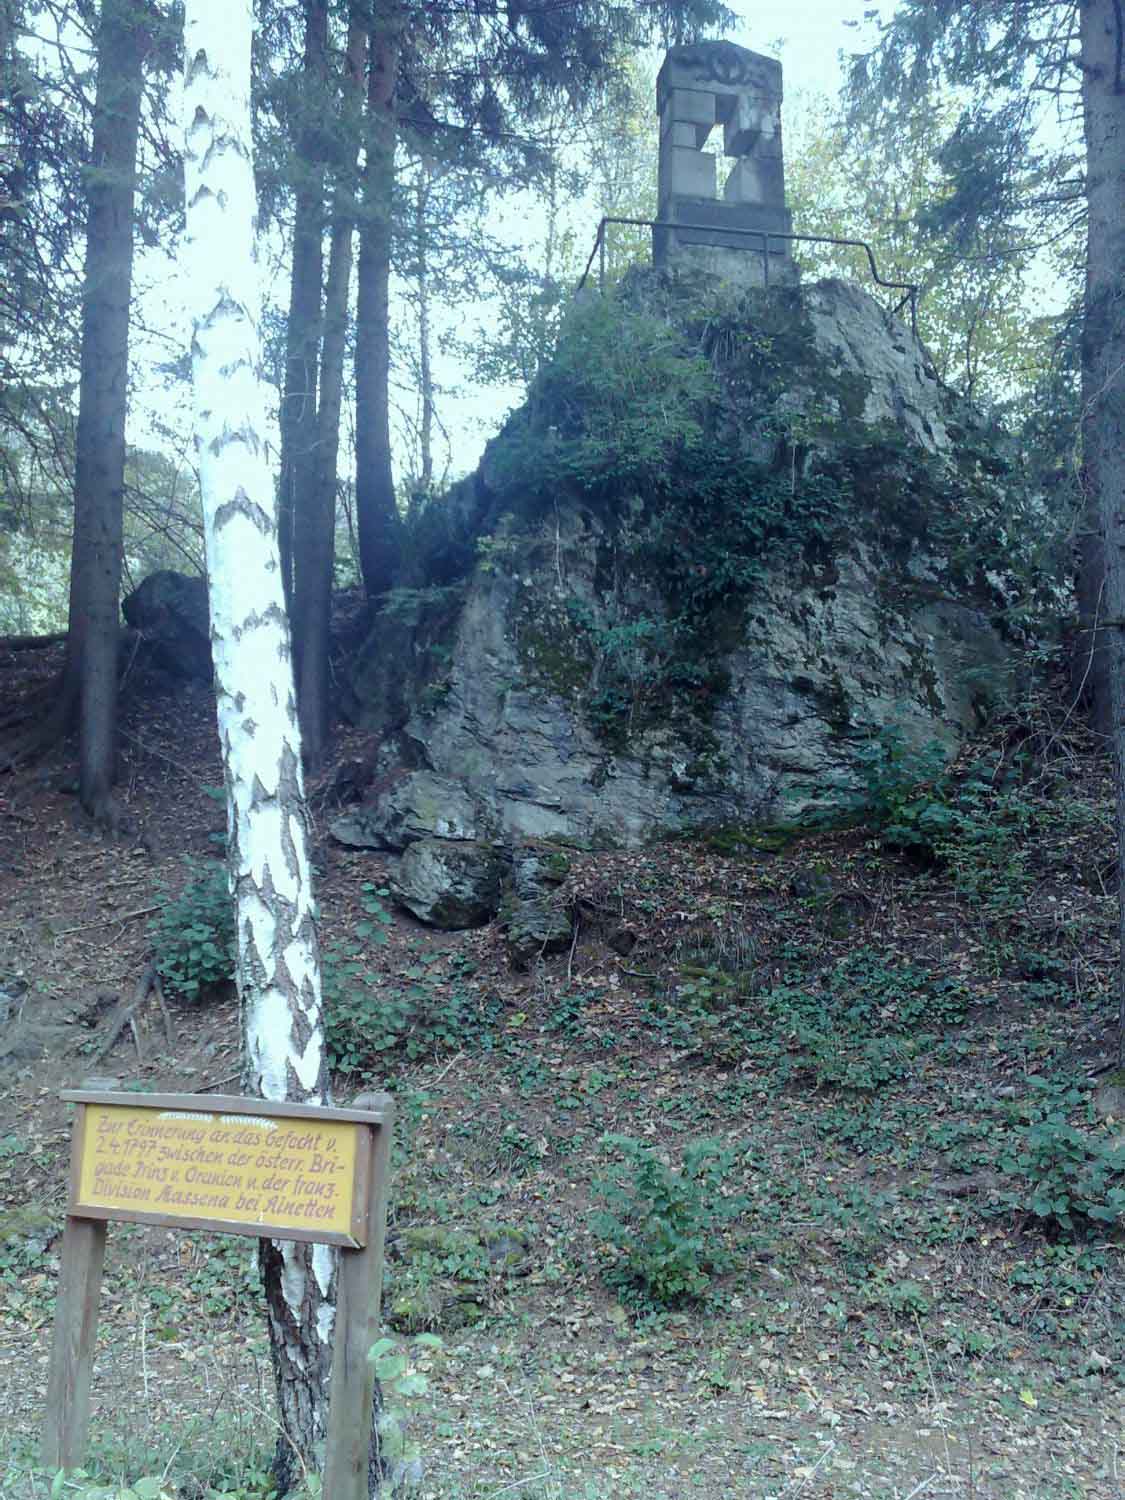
[[74, 1103, 362, 1241]]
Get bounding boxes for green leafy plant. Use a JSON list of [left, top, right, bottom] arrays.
[[50, 1474, 177, 1499], [866, 1273, 931, 1319], [811, 730, 1039, 932], [1008, 1245, 1106, 1314], [38, 1408, 290, 1499], [836, 725, 955, 855], [149, 859, 235, 1003], [354, 881, 394, 944], [934, 1076, 1125, 1236], [368, 1333, 443, 1495], [492, 297, 715, 504], [943, 1324, 998, 1359], [323, 902, 500, 1072], [590, 1135, 748, 1308], [50, 1470, 286, 1500], [649, 948, 967, 1093], [993, 1079, 1125, 1232], [492, 1124, 548, 1176]]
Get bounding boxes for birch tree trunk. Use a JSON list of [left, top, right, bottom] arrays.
[[1081, 0, 1125, 1062], [182, 5, 388, 1490]]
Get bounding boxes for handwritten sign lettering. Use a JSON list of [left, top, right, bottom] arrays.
[[74, 1102, 365, 1243]]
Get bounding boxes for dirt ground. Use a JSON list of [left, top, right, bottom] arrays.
[[0, 648, 1123, 1499]]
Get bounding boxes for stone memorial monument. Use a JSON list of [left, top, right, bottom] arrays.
[[654, 40, 795, 285]]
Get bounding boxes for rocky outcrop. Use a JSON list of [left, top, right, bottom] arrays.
[[346, 276, 1032, 848], [801, 279, 951, 450]]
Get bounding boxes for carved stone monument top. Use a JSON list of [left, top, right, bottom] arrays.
[[658, 40, 782, 103], [654, 40, 794, 286]]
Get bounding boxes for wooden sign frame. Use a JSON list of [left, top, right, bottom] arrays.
[[42, 1089, 394, 1500]]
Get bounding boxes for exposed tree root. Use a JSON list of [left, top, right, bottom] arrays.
[[0, 688, 76, 770], [95, 962, 175, 1063]]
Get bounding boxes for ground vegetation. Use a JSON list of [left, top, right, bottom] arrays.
[[0, 650, 1121, 1498]]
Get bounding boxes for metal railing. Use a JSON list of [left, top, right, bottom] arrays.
[[577, 215, 920, 335]]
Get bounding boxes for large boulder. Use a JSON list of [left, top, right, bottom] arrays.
[[348, 277, 1040, 847], [123, 570, 211, 680], [330, 770, 492, 852], [390, 838, 506, 928]]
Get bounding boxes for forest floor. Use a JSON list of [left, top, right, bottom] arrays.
[[0, 643, 1123, 1500]]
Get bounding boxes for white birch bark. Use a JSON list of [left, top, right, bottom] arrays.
[[181, 0, 337, 1485]]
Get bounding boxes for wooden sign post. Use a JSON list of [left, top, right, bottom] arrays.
[[43, 1088, 394, 1500]]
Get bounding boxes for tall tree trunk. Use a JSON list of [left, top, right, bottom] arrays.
[[181, 5, 391, 1492], [0, 1, 23, 227], [1081, 0, 1125, 1060], [354, 5, 402, 600], [64, 0, 145, 821], [295, 9, 366, 767], [415, 167, 434, 492], [277, 0, 328, 613]]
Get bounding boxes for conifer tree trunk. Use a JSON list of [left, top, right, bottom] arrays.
[[277, 0, 328, 612], [181, 5, 392, 1491], [354, 5, 402, 599], [65, 0, 145, 822], [295, 8, 366, 766], [415, 167, 435, 492], [1081, 0, 1125, 1058]]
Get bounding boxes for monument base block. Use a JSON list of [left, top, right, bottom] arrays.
[[653, 198, 798, 288]]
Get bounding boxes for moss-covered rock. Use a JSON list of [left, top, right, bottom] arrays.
[[505, 897, 574, 970], [390, 839, 506, 929], [346, 275, 1053, 845], [385, 1223, 532, 1332], [331, 770, 493, 852]]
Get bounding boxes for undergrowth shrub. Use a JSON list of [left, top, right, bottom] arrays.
[[324, 956, 500, 1071], [48, 1453, 310, 1498], [150, 859, 235, 1003], [819, 725, 1037, 921], [38, 1408, 285, 1500], [993, 1079, 1125, 1232], [492, 297, 715, 503], [367, 1332, 441, 1493], [590, 1134, 748, 1308], [1007, 1244, 1107, 1336], [38, 1336, 441, 1499], [651, 947, 967, 1088], [148, 871, 498, 1066], [843, 726, 955, 855], [324, 887, 500, 1069], [932, 1076, 1125, 1235]]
